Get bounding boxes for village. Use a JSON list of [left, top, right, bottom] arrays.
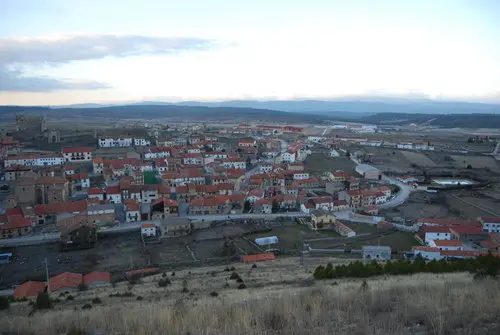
[[1, 114, 500, 298]]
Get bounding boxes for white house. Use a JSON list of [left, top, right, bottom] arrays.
[[87, 188, 104, 200], [307, 136, 325, 143], [258, 163, 274, 173], [429, 239, 464, 251], [478, 217, 500, 233], [186, 146, 201, 154], [141, 223, 157, 237], [133, 138, 151, 146], [281, 150, 296, 163], [205, 152, 229, 159], [125, 200, 140, 222], [293, 171, 310, 180], [221, 158, 246, 170], [61, 147, 93, 162], [4, 153, 65, 168], [98, 136, 133, 148], [182, 154, 203, 165], [105, 186, 122, 203], [360, 139, 383, 147], [144, 147, 171, 160], [423, 226, 451, 244], [412, 246, 442, 260]]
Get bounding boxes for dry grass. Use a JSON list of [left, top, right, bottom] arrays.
[[400, 151, 438, 167], [2, 259, 500, 335]]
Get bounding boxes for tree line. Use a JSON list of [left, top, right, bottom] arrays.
[[313, 253, 500, 280]]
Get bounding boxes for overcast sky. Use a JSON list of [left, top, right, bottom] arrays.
[[1, 0, 499, 105]]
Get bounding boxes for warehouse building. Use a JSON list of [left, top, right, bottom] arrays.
[[355, 164, 381, 180]]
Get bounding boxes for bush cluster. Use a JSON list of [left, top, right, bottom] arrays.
[[313, 253, 500, 280]]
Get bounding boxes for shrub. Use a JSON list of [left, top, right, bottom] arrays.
[[181, 288, 189, 293], [229, 272, 240, 280], [51, 298, 61, 303], [66, 295, 74, 301], [236, 278, 244, 283], [82, 303, 92, 310], [251, 264, 257, 269], [0, 296, 10, 310], [35, 292, 52, 310], [237, 283, 247, 289], [230, 267, 235, 271], [78, 284, 88, 291], [92, 297, 102, 304], [67, 325, 86, 335], [122, 292, 134, 297], [210, 291, 219, 297], [162, 272, 167, 278], [224, 267, 230, 272], [158, 278, 171, 287], [171, 272, 175, 276], [136, 296, 143, 301]]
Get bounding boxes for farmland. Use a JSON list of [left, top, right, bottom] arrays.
[[449, 155, 500, 172], [400, 150, 437, 167], [304, 153, 356, 176]]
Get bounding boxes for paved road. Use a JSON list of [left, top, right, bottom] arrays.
[[349, 156, 412, 209]]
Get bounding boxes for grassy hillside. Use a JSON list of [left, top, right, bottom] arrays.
[[2, 257, 500, 335]]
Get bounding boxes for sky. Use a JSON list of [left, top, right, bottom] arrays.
[[1, 0, 500, 106]]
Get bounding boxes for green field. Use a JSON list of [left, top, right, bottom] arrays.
[[144, 171, 160, 184]]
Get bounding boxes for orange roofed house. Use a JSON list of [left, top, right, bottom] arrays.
[[0, 214, 32, 239], [13, 281, 46, 298], [189, 195, 231, 215], [151, 198, 179, 220], [49, 272, 83, 292]]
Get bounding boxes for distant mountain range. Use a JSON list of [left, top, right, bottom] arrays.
[[47, 98, 500, 116], [2, 98, 500, 128]]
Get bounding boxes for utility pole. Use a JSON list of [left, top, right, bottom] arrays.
[[44, 258, 50, 294], [300, 231, 304, 267]]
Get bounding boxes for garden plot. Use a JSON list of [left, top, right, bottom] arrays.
[[400, 151, 437, 167], [450, 155, 500, 172]]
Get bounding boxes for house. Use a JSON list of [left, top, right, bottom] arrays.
[[49, 272, 83, 292], [450, 225, 489, 243], [93, 158, 104, 174], [141, 223, 158, 238], [360, 139, 383, 147], [86, 204, 115, 226], [478, 217, 500, 233], [13, 281, 46, 298], [35, 200, 89, 225], [87, 187, 104, 200], [124, 199, 140, 222], [98, 136, 133, 148], [253, 198, 273, 214], [0, 214, 33, 239], [221, 157, 246, 170], [238, 140, 256, 147], [307, 136, 325, 143], [246, 188, 265, 203], [69, 173, 90, 191], [61, 147, 93, 162], [334, 221, 356, 237], [4, 153, 65, 168], [151, 198, 179, 219], [429, 239, 464, 251], [83, 272, 111, 287], [328, 149, 340, 157], [182, 153, 203, 165], [310, 209, 336, 230], [422, 226, 451, 244], [105, 186, 122, 203], [281, 150, 296, 163], [332, 200, 348, 211], [144, 147, 171, 160], [164, 217, 191, 237], [412, 246, 442, 260], [133, 138, 150, 146], [189, 195, 229, 215], [310, 197, 334, 211], [355, 164, 381, 180], [4, 166, 32, 181], [293, 171, 310, 180], [362, 205, 379, 215], [362, 246, 391, 260]]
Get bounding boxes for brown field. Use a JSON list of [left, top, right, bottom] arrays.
[[400, 151, 437, 167], [2, 260, 500, 335], [381, 192, 450, 222], [444, 193, 499, 219], [450, 155, 500, 172]]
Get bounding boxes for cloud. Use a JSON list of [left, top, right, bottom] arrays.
[[0, 34, 217, 92]]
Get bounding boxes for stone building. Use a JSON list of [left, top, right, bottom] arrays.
[[16, 114, 47, 132]]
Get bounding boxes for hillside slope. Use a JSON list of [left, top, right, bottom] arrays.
[[2, 257, 499, 335]]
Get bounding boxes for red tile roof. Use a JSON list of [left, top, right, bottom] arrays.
[[35, 200, 88, 215], [433, 240, 463, 247], [124, 199, 140, 211], [87, 187, 103, 195], [450, 225, 488, 236], [49, 272, 83, 291], [254, 198, 273, 205], [479, 217, 500, 223], [105, 186, 121, 195], [152, 197, 178, 207], [190, 195, 229, 207], [83, 271, 111, 285], [13, 281, 45, 298]]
